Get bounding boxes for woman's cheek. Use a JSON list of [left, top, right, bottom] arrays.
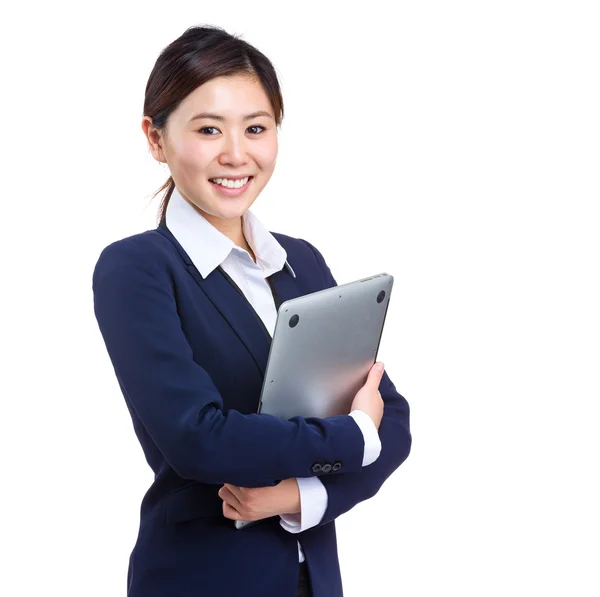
[[178, 139, 210, 171], [257, 138, 278, 173]]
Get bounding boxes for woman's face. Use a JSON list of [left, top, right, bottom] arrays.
[[144, 74, 278, 227]]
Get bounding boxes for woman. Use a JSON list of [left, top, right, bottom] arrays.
[[92, 25, 411, 597]]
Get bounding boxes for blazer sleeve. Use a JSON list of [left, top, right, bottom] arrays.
[[92, 239, 366, 488], [299, 238, 412, 528]]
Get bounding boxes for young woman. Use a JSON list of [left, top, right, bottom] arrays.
[[92, 25, 411, 597]]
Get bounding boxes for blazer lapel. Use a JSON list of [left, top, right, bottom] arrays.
[[155, 217, 299, 378], [265, 265, 298, 311]]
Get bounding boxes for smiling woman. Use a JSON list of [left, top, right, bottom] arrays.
[[142, 31, 283, 245], [93, 22, 411, 597], [143, 73, 279, 236]]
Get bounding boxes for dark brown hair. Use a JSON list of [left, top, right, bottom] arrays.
[[143, 25, 285, 224]]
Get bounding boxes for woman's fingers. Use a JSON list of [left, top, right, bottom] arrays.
[[219, 485, 243, 512], [222, 500, 242, 520]]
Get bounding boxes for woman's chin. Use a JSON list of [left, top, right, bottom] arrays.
[[206, 200, 253, 221]]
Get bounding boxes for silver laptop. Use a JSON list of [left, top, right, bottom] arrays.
[[235, 272, 393, 530]]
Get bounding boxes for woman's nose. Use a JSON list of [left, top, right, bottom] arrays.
[[218, 133, 248, 165]]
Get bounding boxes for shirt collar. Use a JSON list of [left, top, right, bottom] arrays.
[[165, 185, 296, 279]]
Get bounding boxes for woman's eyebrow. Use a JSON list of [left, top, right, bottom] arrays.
[[189, 110, 274, 122]]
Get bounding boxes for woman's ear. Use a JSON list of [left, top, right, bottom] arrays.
[[141, 116, 168, 164]]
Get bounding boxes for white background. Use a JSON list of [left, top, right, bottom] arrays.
[[2, 1, 599, 595]]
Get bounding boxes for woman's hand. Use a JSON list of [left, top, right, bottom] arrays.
[[351, 361, 385, 429], [218, 478, 301, 522]]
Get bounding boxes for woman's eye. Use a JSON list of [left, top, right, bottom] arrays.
[[197, 125, 266, 135]]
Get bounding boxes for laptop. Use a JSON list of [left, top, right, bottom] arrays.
[[235, 272, 393, 530]]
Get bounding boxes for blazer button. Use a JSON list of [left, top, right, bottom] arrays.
[[332, 462, 342, 472], [311, 463, 322, 474], [321, 463, 332, 473]]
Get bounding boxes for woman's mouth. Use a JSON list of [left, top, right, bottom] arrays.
[[208, 176, 254, 197]]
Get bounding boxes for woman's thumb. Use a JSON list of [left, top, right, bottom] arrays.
[[367, 362, 384, 386], [373, 361, 385, 374]]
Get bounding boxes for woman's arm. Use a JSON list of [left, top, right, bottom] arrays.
[[296, 239, 412, 527], [296, 369, 411, 529], [92, 239, 368, 488]]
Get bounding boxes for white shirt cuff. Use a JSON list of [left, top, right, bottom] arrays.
[[279, 476, 328, 533], [349, 409, 382, 466]]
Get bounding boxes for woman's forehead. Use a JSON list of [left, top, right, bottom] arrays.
[[177, 75, 273, 121]]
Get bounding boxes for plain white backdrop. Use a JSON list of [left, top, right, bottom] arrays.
[[2, 1, 599, 595]]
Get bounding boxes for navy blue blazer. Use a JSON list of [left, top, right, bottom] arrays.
[[92, 216, 412, 597]]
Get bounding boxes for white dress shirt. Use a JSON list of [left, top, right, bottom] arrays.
[[165, 185, 382, 563]]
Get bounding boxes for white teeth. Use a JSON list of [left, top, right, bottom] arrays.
[[210, 176, 250, 188]]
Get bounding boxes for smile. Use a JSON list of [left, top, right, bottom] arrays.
[[208, 176, 254, 196]]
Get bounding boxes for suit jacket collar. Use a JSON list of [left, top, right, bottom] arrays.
[[163, 185, 296, 279], [155, 191, 300, 378]]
